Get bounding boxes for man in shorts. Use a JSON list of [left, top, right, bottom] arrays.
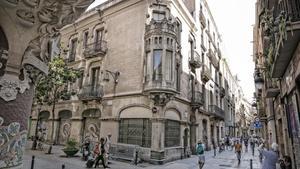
[[196, 140, 205, 169]]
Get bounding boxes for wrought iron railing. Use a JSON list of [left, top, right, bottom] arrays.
[[77, 84, 103, 101], [191, 91, 204, 106], [277, 0, 300, 22], [201, 65, 211, 83], [199, 10, 206, 27], [208, 105, 225, 119], [208, 49, 219, 69], [189, 50, 202, 68], [83, 41, 107, 58]]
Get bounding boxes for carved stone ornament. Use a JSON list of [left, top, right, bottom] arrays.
[[0, 0, 95, 102], [0, 73, 30, 102], [149, 93, 174, 106], [0, 116, 27, 168]]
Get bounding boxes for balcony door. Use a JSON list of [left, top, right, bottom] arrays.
[[94, 29, 103, 51], [91, 67, 100, 92]]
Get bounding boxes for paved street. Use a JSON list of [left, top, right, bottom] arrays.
[[23, 143, 261, 169]]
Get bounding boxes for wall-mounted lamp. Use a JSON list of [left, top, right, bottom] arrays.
[[103, 70, 120, 84], [254, 69, 264, 90]]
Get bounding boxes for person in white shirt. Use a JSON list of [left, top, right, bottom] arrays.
[[104, 133, 112, 165]]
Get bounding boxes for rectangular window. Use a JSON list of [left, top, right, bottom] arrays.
[[176, 63, 181, 91], [153, 49, 162, 81], [78, 70, 84, 89], [145, 52, 151, 81], [91, 67, 100, 89], [83, 31, 89, 48], [119, 119, 152, 147], [95, 29, 103, 51], [166, 51, 173, 81], [69, 38, 77, 62], [165, 120, 180, 147]]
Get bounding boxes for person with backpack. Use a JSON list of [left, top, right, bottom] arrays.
[[196, 140, 205, 169]]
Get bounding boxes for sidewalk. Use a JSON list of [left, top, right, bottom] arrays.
[[23, 142, 261, 169]]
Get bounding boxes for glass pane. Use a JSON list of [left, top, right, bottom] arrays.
[[166, 51, 173, 81], [165, 120, 180, 147], [146, 52, 151, 81], [153, 50, 162, 80], [118, 119, 151, 147]]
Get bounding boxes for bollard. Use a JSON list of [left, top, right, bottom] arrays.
[[250, 159, 253, 169], [31, 155, 35, 169], [134, 151, 138, 165], [62, 164, 65, 169]]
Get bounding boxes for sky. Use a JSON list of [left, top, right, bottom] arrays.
[[87, 0, 256, 101], [207, 0, 256, 101]]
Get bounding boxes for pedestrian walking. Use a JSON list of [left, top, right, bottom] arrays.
[[225, 136, 230, 150], [244, 138, 248, 153], [234, 141, 242, 165], [94, 138, 110, 168], [104, 133, 112, 165], [212, 139, 216, 157], [250, 138, 255, 156], [258, 142, 279, 169], [196, 140, 205, 169]]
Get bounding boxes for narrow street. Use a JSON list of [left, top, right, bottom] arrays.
[[23, 143, 261, 169]]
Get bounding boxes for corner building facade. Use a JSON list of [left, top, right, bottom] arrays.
[[30, 0, 241, 163]]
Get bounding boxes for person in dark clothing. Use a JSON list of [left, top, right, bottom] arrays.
[[212, 139, 216, 157], [94, 138, 110, 168], [280, 156, 292, 169]]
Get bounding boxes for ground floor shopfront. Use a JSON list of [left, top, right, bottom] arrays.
[[30, 95, 225, 163]]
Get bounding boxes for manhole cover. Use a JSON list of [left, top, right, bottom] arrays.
[[219, 164, 232, 167]]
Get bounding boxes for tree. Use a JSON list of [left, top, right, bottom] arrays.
[[34, 56, 81, 149]]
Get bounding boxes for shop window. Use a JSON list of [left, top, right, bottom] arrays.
[[118, 119, 152, 147], [165, 120, 180, 147]]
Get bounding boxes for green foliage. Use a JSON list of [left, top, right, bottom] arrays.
[[65, 138, 78, 149], [34, 56, 81, 105]]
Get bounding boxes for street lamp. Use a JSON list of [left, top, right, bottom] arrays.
[[32, 107, 41, 150], [254, 68, 264, 90]]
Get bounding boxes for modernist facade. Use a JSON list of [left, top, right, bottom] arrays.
[[253, 0, 300, 168], [30, 0, 243, 163]]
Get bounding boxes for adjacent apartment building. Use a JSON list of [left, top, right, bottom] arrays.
[[253, 0, 300, 168], [30, 0, 245, 163]]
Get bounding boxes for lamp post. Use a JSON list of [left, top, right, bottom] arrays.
[[32, 107, 41, 150]]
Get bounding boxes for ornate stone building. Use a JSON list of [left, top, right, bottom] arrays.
[[253, 0, 300, 168], [29, 0, 243, 163]]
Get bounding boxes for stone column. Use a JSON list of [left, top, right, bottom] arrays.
[[0, 1, 94, 168]]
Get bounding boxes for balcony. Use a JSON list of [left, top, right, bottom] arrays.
[[201, 65, 211, 84], [191, 91, 204, 109], [265, 79, 280, 98], [189, 50, 202, 69], [271, 0, 300, 77], [83, 41, 107, 58], [199, 10, 206, 28], [145, 19, 176, 37], [220, 87, 225, 98], [77, 84, 104, 101], [208, 105, 225, 120], [207, 49, 219, 69], [144, 80, 177, 106]]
